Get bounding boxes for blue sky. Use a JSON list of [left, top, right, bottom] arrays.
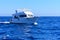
[[0, 0, 60, 16]]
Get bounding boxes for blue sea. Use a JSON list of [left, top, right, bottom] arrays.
[[0, 16, 60, 40]]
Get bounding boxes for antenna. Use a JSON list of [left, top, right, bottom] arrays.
[[15, 10, 17, 13]]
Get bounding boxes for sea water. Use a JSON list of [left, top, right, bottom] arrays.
[[0, 16, 60, 40]]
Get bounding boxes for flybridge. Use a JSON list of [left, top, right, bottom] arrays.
[[14, 9, 34, 18]]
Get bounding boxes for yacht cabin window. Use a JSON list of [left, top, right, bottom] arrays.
[[14, 16, 18, 19], [28, 15, 32, 16], [19, 15, 26, 17]]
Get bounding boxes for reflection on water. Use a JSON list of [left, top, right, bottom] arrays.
[[0, 23, 39, 40]]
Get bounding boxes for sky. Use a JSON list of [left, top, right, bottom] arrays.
[[0, 0, 60, 16]]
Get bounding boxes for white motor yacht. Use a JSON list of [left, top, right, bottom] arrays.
[[10, 9, 38, 24]]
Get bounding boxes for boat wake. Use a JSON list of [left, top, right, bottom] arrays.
[[34, 22, 38, 25], [0, 21, 10, 24]]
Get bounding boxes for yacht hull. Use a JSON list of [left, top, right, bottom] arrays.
[[10, 17, 38, 24]]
